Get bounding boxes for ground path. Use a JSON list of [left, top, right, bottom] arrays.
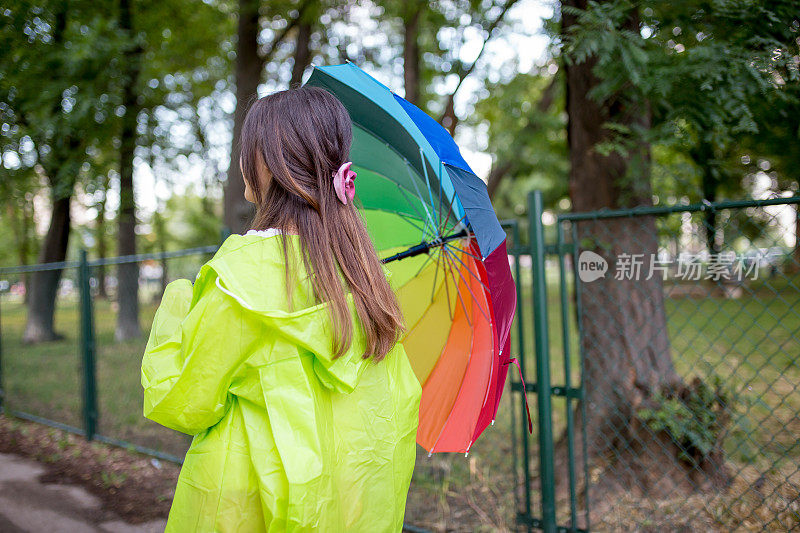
[[0, 452, 166, 533]]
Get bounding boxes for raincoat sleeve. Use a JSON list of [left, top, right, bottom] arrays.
[[141, 277, 245, 435]]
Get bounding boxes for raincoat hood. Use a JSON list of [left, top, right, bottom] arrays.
[[202, 232, 371, 394]]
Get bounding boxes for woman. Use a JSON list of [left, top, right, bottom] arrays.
[[141, 86, 421, 532]]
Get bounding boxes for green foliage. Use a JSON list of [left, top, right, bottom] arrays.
[[562, 0, 800, 200], [140, 192, 223, 252], [637, 374, 733, 464], [471, 71, 568, 217], [0, 1, 124, 190], [563, 0, 799, 144]]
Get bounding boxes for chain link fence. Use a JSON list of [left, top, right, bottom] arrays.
[[2, 195, 799, 531], [0, 246, 217, 462], [0, 262, 84, 431], [554, 197, 800, 531]]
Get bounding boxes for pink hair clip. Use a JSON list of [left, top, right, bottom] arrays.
[[332, 161, 356, 205]]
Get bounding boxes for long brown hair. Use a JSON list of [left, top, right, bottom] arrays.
[[239, 86, 404, 361]]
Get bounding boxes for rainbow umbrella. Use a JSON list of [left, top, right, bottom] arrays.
[[306, 63, 519, 454]]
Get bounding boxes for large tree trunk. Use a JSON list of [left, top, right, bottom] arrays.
[[223, 0, 262, 235], [115, 0, 142, 341], [290, 21, 312, 87], [560, 0, 721, 505], [23, 193, 71, 343], [22, 5, 73, 343], [402, 2, 422, 106]]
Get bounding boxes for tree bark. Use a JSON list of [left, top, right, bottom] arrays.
[[290, 21, 312, 87], [23, 193, 71, 343], [96, 174, 109, 298], [486, 160, 513, 199], [402, 2, 422, 106], [223, 0, 263, 235], [115, 0, 142, 340], [22, 5, 74, 343], [561, 0, 701, 500]]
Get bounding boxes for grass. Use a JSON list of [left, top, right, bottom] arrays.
[[1, 296, 191, 456], [1, 267, 799, 531]]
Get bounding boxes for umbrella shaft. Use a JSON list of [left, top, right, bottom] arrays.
[[380, 229, 469, 264]]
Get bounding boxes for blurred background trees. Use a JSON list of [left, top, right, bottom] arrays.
[[1, 0, 798, 343]]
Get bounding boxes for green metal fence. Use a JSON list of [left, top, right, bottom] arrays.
[[0, 245, 218, 463], [2, 191, 799, 531], [511, 191, 800, 532]]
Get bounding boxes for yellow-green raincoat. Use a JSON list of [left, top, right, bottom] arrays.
[[141, 231, 421, 532]]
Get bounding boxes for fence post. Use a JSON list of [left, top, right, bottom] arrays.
[[528, 190, 557, 533], [78, 250, 98, 440], [0, 292, 4, 413]]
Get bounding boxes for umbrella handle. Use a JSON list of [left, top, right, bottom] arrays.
[[506, 358, 533, 434]]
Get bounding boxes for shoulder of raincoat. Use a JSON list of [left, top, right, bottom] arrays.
[[141, 233, 421, 532]]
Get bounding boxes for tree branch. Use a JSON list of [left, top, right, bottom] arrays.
[[486, 74, 559, 199], [438, 0, 522, 131], [260, 0, 314, 69]]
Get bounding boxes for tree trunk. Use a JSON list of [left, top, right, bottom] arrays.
[[115, 0, 142, 341], [561, 0, 710, 501], [23, 193, 71, 343], [96, 174, 109, 299], [794, 207, 800, 271], [693, 139, 720, 255], [441, 98, 458, 136], [486, 160, 513, 199], [21, 2, 74, 342], [223, 0, 262, 235], [402, 2, 422, 106], [152, 208, 168, 296], [290, 21, 312, 87]]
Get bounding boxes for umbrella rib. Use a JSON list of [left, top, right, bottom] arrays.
[[437, 158, 445, 235], [439, 249, 455, 322], [437, 183, 460, 235], [443, 247, 492, 325], [404, 161, 438, 238], [430, 248, 443, 305], [360, 203, 428, 235], [442, 211, 469, 242], [443, 240, 484, 263], [419, 148, 440, 236], [441, 250, 472, 327], [442, 246, 492, 303], [394, 183, 436, 241], [393, 182, 428, 221], [350, 154, 429, 218], [411, 249, 436, 280], [443, 244, 490, 292], [429, 295, 478, 455], [393, 210, 430, 235]]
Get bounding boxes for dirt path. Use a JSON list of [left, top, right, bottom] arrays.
[[0, 452, 166, 533]]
